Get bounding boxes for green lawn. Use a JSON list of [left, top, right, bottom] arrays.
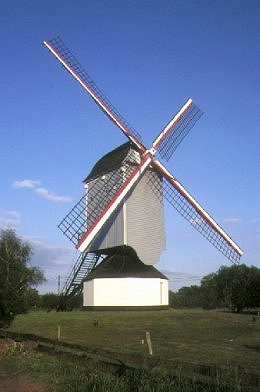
[[9, 309, 260, 375]]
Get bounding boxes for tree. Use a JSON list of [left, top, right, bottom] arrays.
[[200, 272, 220, 309], [0, 229, 45, 327], [39, 292, 82, 311], [26, 288, 41, 309], [215, 264, 260, 312], [170, 286, 203, 308], [40, 293, 60, 310], [200, 264, 260, 312]]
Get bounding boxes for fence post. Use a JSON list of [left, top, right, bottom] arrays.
[[146, 331, 153, 356]]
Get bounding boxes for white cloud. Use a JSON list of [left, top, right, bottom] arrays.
[[23, 236, 76, 293], [35, 187, 72, 203], [12, 179, 41, 189], [222, 217, 241, 223], [0, 218, 19, 229], [0, 210, 21, 229], [12, 179, 72, 203], [53, 259, 71, 266], [7, 210, 21, 219], [24, 235, 74, 268]]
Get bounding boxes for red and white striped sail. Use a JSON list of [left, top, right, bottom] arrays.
[[151, 160, 243, 262], [45, 36, 243, 264]]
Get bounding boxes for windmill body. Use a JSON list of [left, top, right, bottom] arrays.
[[82, 142, 167, 308], [43, 37, 243, 310], [85, 142, 165, 265]]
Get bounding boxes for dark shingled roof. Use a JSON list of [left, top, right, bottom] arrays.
[[84, 142, 134, 183], [84, 252, 168, 281]]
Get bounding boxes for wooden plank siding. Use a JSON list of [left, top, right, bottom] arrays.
[[126, 170, 166, 264], [87, 147, 166, 265]]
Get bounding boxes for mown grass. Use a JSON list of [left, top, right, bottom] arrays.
[[0, 340, 255, 391], [9, 309, 260, 375]]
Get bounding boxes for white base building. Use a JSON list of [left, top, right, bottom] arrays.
[[83, 250, 169, 309]]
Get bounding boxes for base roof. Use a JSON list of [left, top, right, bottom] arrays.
[[84, 250, 168, 281]]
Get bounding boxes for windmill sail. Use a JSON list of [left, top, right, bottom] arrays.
[[149, 161, 243, 263], [43, 37, 145, 152], [153, 99, 203, 161]]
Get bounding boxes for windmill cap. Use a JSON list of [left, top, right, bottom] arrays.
[[83, 142, 137, 183]]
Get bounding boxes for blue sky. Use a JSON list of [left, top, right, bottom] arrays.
[[1, 0, 259, 293]]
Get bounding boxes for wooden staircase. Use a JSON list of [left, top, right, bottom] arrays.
[[57, 251, 104, 310]]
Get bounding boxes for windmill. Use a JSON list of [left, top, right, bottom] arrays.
[[43, 37, 243, 309]]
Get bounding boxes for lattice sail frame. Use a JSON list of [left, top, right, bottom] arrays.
[[147, 172, 240, 263], [43, 37, 144, 150], [157, 102, 203, 161], [44, 36, 243, 264]]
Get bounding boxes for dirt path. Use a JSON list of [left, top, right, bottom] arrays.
[[0, 373, 47, 392], [0, 339, 48, 392]]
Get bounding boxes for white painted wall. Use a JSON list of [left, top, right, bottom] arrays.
[[83, 277, 169, 307]]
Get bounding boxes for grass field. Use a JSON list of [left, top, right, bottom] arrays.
[[8, 309, 260, 375], [1, 341, 253, 392]]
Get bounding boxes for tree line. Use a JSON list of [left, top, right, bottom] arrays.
[[170, 264, 260, 312]]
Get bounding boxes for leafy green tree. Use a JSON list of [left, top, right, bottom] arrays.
[[246, 265, 260, 309], [26, 288, 41, 309], [170, 286, 203, 308], [0, 229, 45, 327], [215, 264, 260, 312], [169, 290, 175, 308], [200, 272, 220, 309], [40, 292, 60, 309], [200, 264, 260, 312], [40, 292, 82, 311]]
